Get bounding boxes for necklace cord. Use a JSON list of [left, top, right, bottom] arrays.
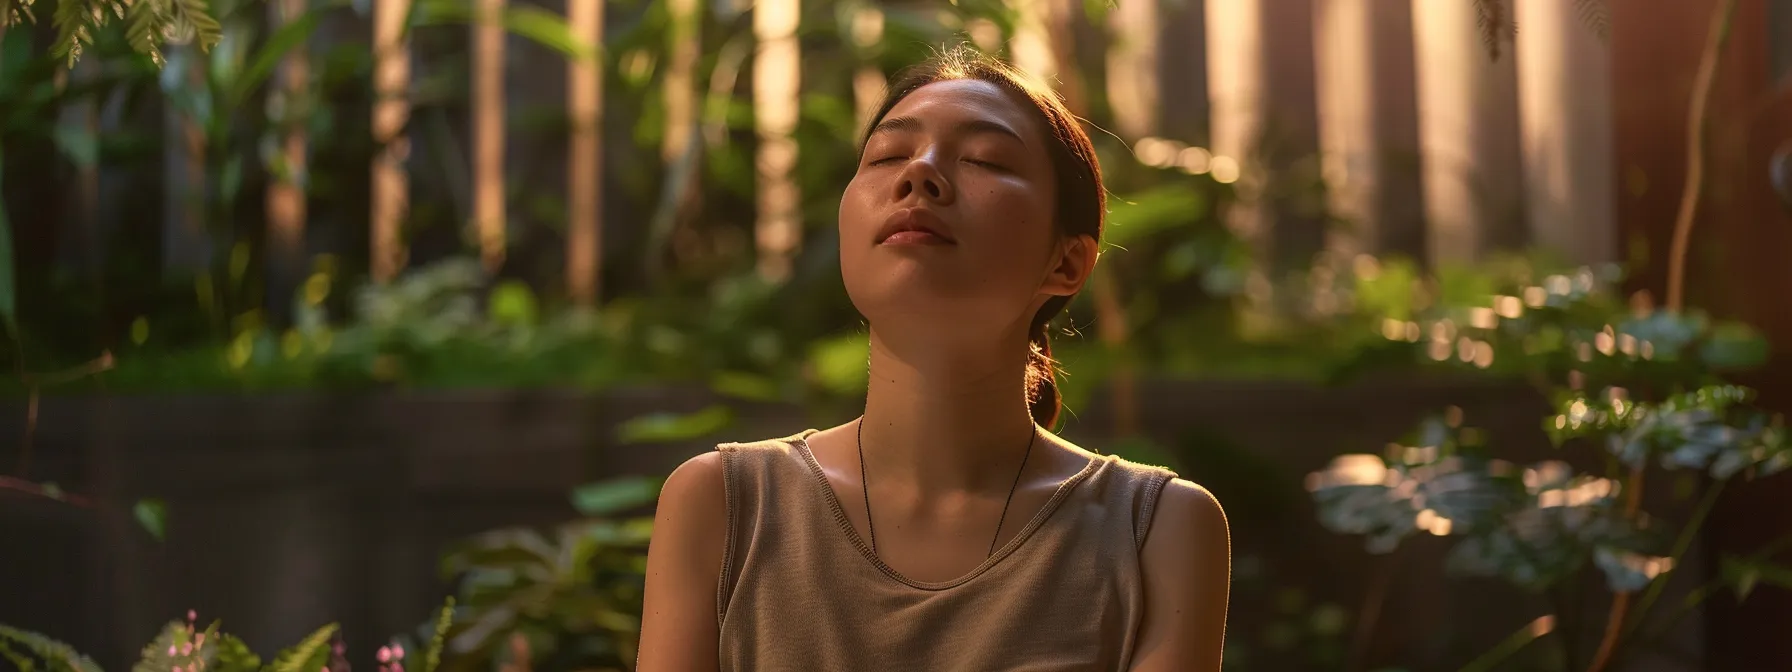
[[855, 417, 1038, 559]]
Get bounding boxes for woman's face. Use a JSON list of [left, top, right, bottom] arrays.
[[839, 79, 1084, 337]]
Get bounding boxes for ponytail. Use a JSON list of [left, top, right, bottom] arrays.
[[1025, 296, 1070, 430]]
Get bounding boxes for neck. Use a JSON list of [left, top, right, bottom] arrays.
[[859, 326, 1039, 495]]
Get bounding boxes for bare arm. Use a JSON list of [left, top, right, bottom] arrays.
[[636, 451, 727, 672], [1129, 478, 1232, 672]]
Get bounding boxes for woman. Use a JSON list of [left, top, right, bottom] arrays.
[[637, 46, 1230, 671]]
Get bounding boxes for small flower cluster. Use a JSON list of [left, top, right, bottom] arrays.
[[376, 642, 408, 672]]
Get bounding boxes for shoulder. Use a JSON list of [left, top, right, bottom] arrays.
[[1145, 479, 1228, 561], [653, 451, 730, 557], [1131, 479, 1230, 670]]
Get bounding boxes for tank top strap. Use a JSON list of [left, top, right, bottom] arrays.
[[1084, 454, 1180, 551], [713, 430, 819, 626]]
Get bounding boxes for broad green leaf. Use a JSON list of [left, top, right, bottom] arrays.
[[230, 10, 322, 107], [615, 405, 735, 444], [1701, 320, 1770, 371], [498, 5, 597, 61], [807, 331, 870, 395], [213, 635, 260, 672], [51, 124, 98, 168], [440, 529, 557, 577], [709, 370, 783, 402], [412, 1, 596, 60], [570, 477, 660, 516], [0, 625, 102, 672], [0, 640, 35, 672], [488, 280, 539, 327], [133, 499, 168, 542], [1723, 555, 1792, 601], [1104, 186, 1205, 249], [259, 624, 336, 672]]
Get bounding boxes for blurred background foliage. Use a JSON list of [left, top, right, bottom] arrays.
[[3, 0, 1791, 671]]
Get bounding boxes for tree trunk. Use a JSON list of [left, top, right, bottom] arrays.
[[473, 0, 508, 274], [566, 0, 604, 307], [371, 0, 412, 283], [753, 0, 801, 282], [1410, 0, 1526, 264]]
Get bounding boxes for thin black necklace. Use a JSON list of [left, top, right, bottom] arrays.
[[855, 416, 1037, 559]]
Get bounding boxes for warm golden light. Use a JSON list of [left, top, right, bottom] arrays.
[[1210, 156, 1241, 184], [371, 0, 412, 283], [754, 0, 802, 281], [473, 0, 507, 273], [567, 0, 604, 307], [1495, 295, 1523, 318], [1178, 146, 1213, 174]]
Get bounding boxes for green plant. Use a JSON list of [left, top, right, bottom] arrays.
[[0, 600, 456, 672], [436, 477, 659, 672], [1310, 256, 1790, 671], [0, 0, 223, 67]]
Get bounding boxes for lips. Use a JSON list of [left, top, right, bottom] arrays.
[[876, 207, 957, 245]]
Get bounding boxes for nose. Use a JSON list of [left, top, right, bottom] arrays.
[[893, 155, 954, 205]]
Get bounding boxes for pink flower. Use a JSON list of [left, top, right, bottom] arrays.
[[181, 642, 193, 656], [377, 647, 391, 663], [392, 645, 404, 659], [167, 645, 177, 656]]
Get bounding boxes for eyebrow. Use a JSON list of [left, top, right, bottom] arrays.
[[868, 115, 1027, 146]]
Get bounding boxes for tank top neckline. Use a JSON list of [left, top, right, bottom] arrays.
[[788, 429, 1106, 591]]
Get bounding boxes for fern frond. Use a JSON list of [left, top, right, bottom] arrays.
[[260, 624, 337, 672], [48, 0, 98, 66], [1471, 0, 1516, 61], [213, 635, 262, 672], [1575, 0, 1610, 39], [0, 625, 104, 672], [167, 0, 221, 51], [0, 640, 38, 672], [124, 0, 165, 67], [422, 596, 455, 672], [0, 0, 38, 27]]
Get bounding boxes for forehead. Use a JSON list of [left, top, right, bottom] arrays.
[[882, 79, 1043, 138]]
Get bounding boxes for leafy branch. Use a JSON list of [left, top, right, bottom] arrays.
[[1, 0, 222, 67], [1473, 0, 1610, 61]]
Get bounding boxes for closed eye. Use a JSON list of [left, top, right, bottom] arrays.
[[963, 158, 1007, 171], [868, 156, 906, 166]]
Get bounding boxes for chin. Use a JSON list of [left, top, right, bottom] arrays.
[[844, 272, 982, 325]]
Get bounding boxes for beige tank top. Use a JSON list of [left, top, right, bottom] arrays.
[[714, 429, 1179, 671]]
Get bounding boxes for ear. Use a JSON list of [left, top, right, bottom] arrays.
[[1040, 234, 1099, 297]]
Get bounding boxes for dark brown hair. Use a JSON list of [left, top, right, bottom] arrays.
[[860, 45, 1105, 430]]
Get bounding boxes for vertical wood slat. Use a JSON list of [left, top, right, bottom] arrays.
[[1410, 0, 1526, 264], [753, 0, 801, 282], [371, 0, 412, 283], [1205, 0, 1322, 291], [1105, 0, 1159, 141], [1313, 0, 1422, 260], [663, 0, 699, 162], [566, 0, 604, 307], [474, 0, 508, 274], [1514, 0, 1617, 266], [851, 4, 885, 133]]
